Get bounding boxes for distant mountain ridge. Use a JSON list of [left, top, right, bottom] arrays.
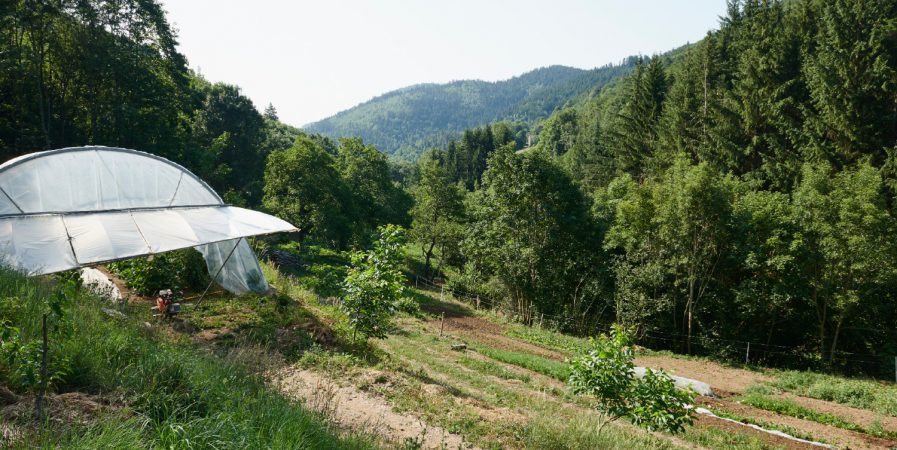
[[304, 60, 638, 160]]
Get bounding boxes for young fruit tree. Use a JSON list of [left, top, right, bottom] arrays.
[[342, 225, 407, 341], [568, 324, 695, 435]]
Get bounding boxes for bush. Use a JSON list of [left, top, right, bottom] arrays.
[[108, 248, 210, 295], [568, 325, 695, 434], [342, 225, 407, 340]]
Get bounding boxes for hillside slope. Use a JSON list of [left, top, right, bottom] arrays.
[[304, 61, 637, 160]]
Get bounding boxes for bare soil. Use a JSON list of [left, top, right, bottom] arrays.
[[781, 392, 897, 433], [699, 396, 897, 449], [436, 314, 569, 361], [0, 390, 128, 447], [633, 354, 772, 394], [272, 366, 477, 449], [420, 297, 897, 449], [691, 413, 819, 450]]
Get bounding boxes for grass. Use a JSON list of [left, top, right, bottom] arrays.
[[474, 345, 571, 381], [456, 355, 532, 383], [0, 270, 375, 449], [770, 370, 897, 417], [738, 393, 862, 432], [682, 424, 789, 449], [370, 323, 682, 449], [183, 292, 317, 358], [504, 325, 589, 355], [736, 388, 897, 440], [708, 404, 826, 443]]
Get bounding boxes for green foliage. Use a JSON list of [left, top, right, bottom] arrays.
[[601, 159, 739, 351], [108, 248, 210, 295], [771, 371, 897, 417], [0, 285, 73, 396], [568, 325, 695, 434], [305, 263, 348, 298], [476, 346, 570, 381], [264, 136, 412, 248], [336, 137, 413, 239], [264, 136, 354, 247], [306, 63, 637, 160], [0, 324, 69, 394], [803, 0, 897, 166], [342, 225, 408, 340], [737, 393, 870, 434], [456, 355, 531, 383], [0, 269, 373, 448], [464, 146, 606, 327], [409, 156, 466, 279]]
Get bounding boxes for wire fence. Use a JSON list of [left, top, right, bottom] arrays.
[[410, 274, 897, 382]]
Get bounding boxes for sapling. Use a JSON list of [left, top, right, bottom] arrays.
[[568, 324, 695, 435], [0, 288, 72, 421], [342, 225, 409, 341]]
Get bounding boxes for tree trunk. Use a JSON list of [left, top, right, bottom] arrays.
[[423, 238, 436, 280], [816, 289, 826, 358], [687, 276, 695, 354], [829, 316, 844, 365]]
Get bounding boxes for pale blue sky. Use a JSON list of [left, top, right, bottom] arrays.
[[161, 1, 727, 127]]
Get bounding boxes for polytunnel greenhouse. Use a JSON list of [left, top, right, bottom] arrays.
[[0, 146, 296, 293]]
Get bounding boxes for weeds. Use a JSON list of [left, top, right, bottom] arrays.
[[456, 355, 531, 383], [737, 392, 897, 439], [475, 345, 570, 381], [0, 269, 375, 449], [771, 371, 897, 417]]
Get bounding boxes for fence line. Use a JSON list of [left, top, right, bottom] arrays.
[[411, 274, 895, 377]]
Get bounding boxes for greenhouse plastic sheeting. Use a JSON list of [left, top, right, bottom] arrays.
[[0, 146, 298, 294]]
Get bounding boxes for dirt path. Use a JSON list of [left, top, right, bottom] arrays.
[[272, 365, 476, 449]]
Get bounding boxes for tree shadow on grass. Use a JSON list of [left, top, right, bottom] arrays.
[[408, 288, 476, 319], [397, 363, 475, 401]]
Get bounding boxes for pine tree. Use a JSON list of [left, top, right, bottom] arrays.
[[803, 0, 897, 167], [264, 103, 279, 121], [614, 56, 669, 178]]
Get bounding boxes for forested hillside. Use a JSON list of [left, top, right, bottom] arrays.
[[304, 62, 637, 160], [3, 0, 896, 386], [0, 0, 310, 207], [399, 0, 897, 377], [4, 0, 897, 447]]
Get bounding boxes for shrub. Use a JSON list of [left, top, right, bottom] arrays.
[[108, 248, 210, 295], [568, 324, 695, 434], [342, 225, 407, 340]]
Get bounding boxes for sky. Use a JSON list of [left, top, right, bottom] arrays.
[[162, 0, 728, 127]]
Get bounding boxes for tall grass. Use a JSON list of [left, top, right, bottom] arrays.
[[0, 270, 375, 449]]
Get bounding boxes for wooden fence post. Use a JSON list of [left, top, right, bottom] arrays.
[[440, 312, 445, 337]]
